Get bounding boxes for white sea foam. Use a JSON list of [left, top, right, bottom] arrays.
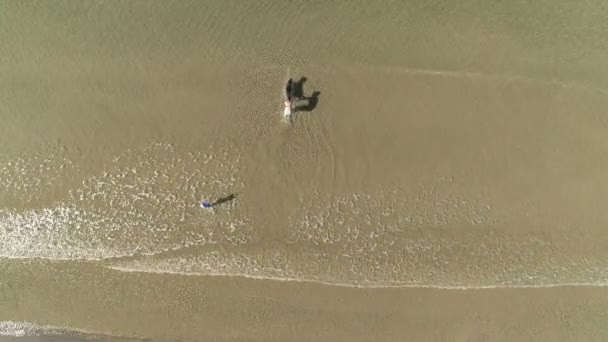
[[107, 185, 608, 289], [0, 143, 250, 260], [0, 321, 78, 337], [0, 321, 136, 340], [288, 184, 496, 247], [0, 147, 79, 204], [0, 321, 33, 337], [107, 253, 608, 290], [4, 144, 607, 289]]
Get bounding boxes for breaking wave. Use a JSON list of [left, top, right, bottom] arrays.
[[107, 187, 608, 289], [0, 143, 251, 260], [0, 321, 83, 337]]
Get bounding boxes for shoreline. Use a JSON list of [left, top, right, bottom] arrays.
[[105, 264, 608, 291], [4, 1, 608, 340], [3, 260, 608, 341]]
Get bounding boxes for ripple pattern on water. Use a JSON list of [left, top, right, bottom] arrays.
[[0, 143, 251, 260]]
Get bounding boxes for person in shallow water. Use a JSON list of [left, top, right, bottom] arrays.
[[285, 78, 293, 101], [284, 78, 294, 115], [200, 201, 212, 209]]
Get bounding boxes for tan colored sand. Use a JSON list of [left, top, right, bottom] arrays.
[[1, 260, 608, 342]]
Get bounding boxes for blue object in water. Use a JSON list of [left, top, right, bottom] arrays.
[[201, 201, 212, 208]]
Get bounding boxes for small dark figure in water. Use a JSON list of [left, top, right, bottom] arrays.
[[285, 78, 293, 101]]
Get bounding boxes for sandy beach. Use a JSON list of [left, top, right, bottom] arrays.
[[2, 0, 608, 340], [2, 260, 608, 342]]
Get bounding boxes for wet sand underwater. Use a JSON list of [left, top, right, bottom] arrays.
[[2, 0, 608, 341]]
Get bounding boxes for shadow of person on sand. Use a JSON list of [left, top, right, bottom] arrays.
[[211, 193, 236, 206]]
